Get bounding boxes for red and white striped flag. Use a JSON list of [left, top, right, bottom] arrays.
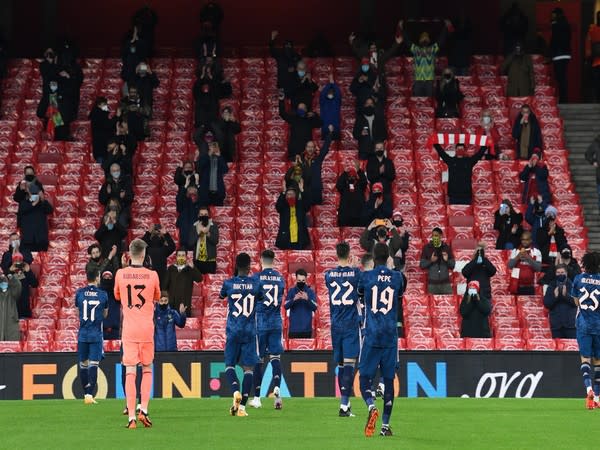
[[428, 133, 495, 154]]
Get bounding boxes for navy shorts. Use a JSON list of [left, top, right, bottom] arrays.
[[358, 343, 398, 379], [224, 335, 259, 367], [332, 326, 360, 363], [258, 329, 284, 357], [78, 341, 103, 362], [577, 331, 600, 359]]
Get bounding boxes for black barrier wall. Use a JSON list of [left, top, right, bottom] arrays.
[[0, 351, 582, 400]]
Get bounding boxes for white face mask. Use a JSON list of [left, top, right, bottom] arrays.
[[482, 116, 491, 125], [327, 94, 334, 100], [468, 289, 478, 296], [100, 104, 109, 112], [10, 240, 19, 249]]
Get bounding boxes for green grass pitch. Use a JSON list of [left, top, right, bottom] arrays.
[[2, 397, 597, 449]]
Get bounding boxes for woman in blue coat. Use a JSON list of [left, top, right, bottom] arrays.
[[319, 78, 341, 140], [154, 292, 186, 352]]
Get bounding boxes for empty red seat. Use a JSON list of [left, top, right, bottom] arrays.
[[435, 337, 465, 350], [286, 338, 316, 350], [406, 336, 436, 350], [0, 341, 22, 352], [464, 338, 494, 350]]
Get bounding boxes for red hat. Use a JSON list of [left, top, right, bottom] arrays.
[[393, 211, 403, 219], [361, 57, 370, 65], [372, 182, 383, 193], [101, 271, 113, 280], [11, 252, 23, 263], [467, 280, 480, 291]]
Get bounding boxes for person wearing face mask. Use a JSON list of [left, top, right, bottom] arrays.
[[1, 233, 33, 276], [154, 291, 187, 351], [212, 106, 241, 162], [17, 184, 53, 252], [102, 137, 133, 179], [348, 24, 402, 74], [89, 96, 117, 163], [461, 243, 497, 300], [99, 162, 134, 228], [294, 130, 333, 208], [337, 159, 367, 227], [362, 182, 393, 225], [94, 211, 127, 259], [360, 217, 407, 269], [131, 62, 159, 115], [174, 160, 200, 195], [520, 151, 550, 204], [586, 11, 600, 102], [540, 245, 582, 287], [6, 252, 38, 319], [525, 196, 550, 243], [164, 249, 203, 316], [459, 280, 491, 338], [289, 60, 318, 112], [36, 77, 74, 141], [435, 68, 464, 118], [191, 207, 219, 274], [350, 57, 379, 108], [193, 63, 230, 129], [85, 243, 118, 279], [276, 186, 310, 250], [279, 91, 322, 161], [120, 85, 150, 141], [176, 185, 202, 251], [120, 36, 144, 89], [285, 269, 317, 339], [142, 224, 176, 288], [513, 106, 543, 160], [100, 271, 121, 340], [508, 231, 543, 295], [419, 227, 455, 295], [13, 166, 44, 204], [40, 48, 59, 84], [501, 42, 535, 96], [493, 200, 523, 250], [353, 97, 388, 160], [0, 273, 21, 341], [366, 141, 395, 197], [434, 142, 486, 205], [397, 19, 452, 97], [536, 207, 568, 266], [319, 75, 341, 140], [269, 30, 301, 97], [197, 141, 229, 206], [543, 264, 576, 338], [474, 110, 500, 159]]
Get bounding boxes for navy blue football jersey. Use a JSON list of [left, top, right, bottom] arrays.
[[324, 265, 361, 331], [75, 285, 108, 342], [255, 268, 286, 332], [572, 273, 600, 334], [220, 275, 260, 340]]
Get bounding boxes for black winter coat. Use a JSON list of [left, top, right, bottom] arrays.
[[460, 293, 492, 338], [275, 194, 310, 250], [461, 256, 497, 300], [279, 99, 322, 160], [434, 144, 485, 200], [493, 210, 523, 250], [353, 113, 388, 160], [336, 170, 367, 227]]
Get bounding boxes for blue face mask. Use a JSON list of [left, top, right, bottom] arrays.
[[297, 109, 306, 118], [0, 282, 8, 291], [556, 274, 567, 283], [106, 223, 114, 230], [29, 194, 39, 202], [361, 64, 370, 73], [297, 70, 305, 78]]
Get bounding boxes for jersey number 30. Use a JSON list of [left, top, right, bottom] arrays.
[[231, 293, 255, 317], [370, 285, 394, 315]]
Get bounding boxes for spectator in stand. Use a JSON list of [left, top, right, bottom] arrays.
[[353, 96, 388, 160], [197, 141, 228, 206], [269, 30, 301, 97], [520, 152, 550, 205], [0, 274, 21, 341], [585, 134, 600, 210], [36, 77, 74, 141], [13, 166, 43, 204], [390, 212, 410, 271], [348, 25, 402, 73], [543, 263, 576, 338], [525, 196, 550, 243], [190, 207, 219, 274], [362, 182, 392, 225], [319, 75, 341, 140], [285, 269, 317, 338], [212, 106, 241, 163], [89, 97, 116, 163], [132, 6, 158, 57], [447, 16, 472, 76], [7, 253, 38, 319], [276, 185, 310, 250], [508, 231, 542, 295], [193, 61, 230, 129], [193, 127, 217, 157], [176, 185, 202, 250], [420, 227, 455, 294], [541, 245, 581, 285], [586, 12, 600, 102], [513, 105, 543, 160], [196, 2, 222, 58], [17, 184, 53, 252], [85, 243, 118, 277], [474, 110, 500, 159], [435, 68, 464, 118], [536, 206, 567, 266], [550, 8, 571, 104], [154, 291, 186, 351], [289, 60, 318, 111], [434, 142, 486, 205], [40, 48, 59, 85], [494, 200, 523, 250], [99, 162, 134, 228], [94, 210, 127, 259], [1, 232, 33, 275], [398, 19, 452, 97], [56, 42, 84, 120], [102, 137, 133, 178], [120, 28, 146, 90], [131, 62, 159, 116], [360, 218, 408, 268], [366, 141, 396, 198], [501, 42, 535, 96], [279, 91, 322, 161], [174, 160, 200, 195], [459, 280, 491, 338], [114, 119, 138, 156], [500, 2, 529, 55], [295, 131, 333, 208], [350, 57, 380, 108], [336, 159, 367, 227], [120, 85, 150, 141], [142, 224, 176, 287], [100, 270, 120, 340], [164, 249, 203, 316], [461, 243, 497, 300]]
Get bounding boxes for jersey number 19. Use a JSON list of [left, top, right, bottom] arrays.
[[370, 285, 394, 315]]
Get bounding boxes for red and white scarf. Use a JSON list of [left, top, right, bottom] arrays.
[[549, 236, 558, 259], [428, 133, 495, 154]]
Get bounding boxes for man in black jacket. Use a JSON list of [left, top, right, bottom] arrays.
[[336, 160, 367, 227], [353, 97, 387, 160], [366, 142, 395, 197], [94, 211, 127, 259], [550, 8, 571, 103], [279, 93, 322, 161], [434, 142, 486, 204], [461, 244, 497, 300], [269, 30, 301, 97], [164, 249, 203, 316], [99, 163, 134, 228], [89, 97, 117, 163], [36, 78, 74, 141], [17, 184, 53, 252], [460, 280, 492, 338], [276, 186, 310, 250], [289, 60, 319, 111], [212, 106, 241, 162], [142, 225, 176, 288], [543, 264, 576, 338]]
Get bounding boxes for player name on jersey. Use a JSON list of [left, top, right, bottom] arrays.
[[84, 291, 99, 297], [327, 270, 355, 278], [259, 275, 282, 281], [233, 283, 254, 290], [580, 277, 600, 286], [378, 275, 392, 282]]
